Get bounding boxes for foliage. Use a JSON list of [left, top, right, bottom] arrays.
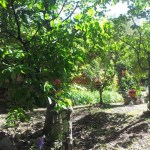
[[82, 57, 115, 105], [1, 0, 148, 108], [5, 107, 30, 127], [44, 80, 72, 112], [83, 57, 114, 81], [102, 90, 124, 103], [106, 75, 119, 91], [0, 0, 89, 110], [66, 84, 123, 106], [119, 71, 138, 91], [67, 88, 99, 106], [1, 0, 149, 148], [107, 1, 149, 102]]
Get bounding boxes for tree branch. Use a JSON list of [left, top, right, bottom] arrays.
[[10, 0, 29, 51], [11, 0, 21, 40], [56, 0, 67, 19], [62, 2, 79, 22], [30, 0, 67, 42], [131, 16, 147, 51], [131, 16, 143, 51], [118, 37, 148, 70], [1, 30, 18, 40]]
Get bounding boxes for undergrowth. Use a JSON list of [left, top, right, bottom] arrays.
[[66, 84, 123, 106]]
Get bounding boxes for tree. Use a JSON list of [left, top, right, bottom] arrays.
[[0, 0, 111, 147], [110, 0, 150, 101], [83, 57, 115, 105], [0, 0, 85, 146]]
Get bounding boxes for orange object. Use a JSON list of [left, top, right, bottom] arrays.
[[121, 70, 126, 76], [128, 90, 136, 98]]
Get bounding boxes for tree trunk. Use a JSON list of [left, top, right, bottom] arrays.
[[148, 60, 150, 103], [62, 108, 73, 150], [43, 101, 73, 149], [43, 103, 53, 134], [99, 88, 103, 106], [43, 102, 62, 143]]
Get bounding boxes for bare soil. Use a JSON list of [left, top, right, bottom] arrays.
[[1, 103, 150, 150], [73, 103, 150, 150]]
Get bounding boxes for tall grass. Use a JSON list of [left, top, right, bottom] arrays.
[[102, 90, 123, 104], [66, 84, 123, 106]]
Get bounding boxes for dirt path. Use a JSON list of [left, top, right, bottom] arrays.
[[0, 103, 150, 150], [73, 103, 150, 150]]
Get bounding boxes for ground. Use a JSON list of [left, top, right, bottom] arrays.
[[0, 103, 150, 150], [73, 103, 150, 150]]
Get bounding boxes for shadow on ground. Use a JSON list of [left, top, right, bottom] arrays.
[[73, 110, 149, 150], [98, 103, 126, 109]]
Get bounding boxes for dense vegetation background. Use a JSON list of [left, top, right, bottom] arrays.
[[0, 0, 149, 149]]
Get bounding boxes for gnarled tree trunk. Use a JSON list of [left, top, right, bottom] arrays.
[[43, 102, 73, 149]]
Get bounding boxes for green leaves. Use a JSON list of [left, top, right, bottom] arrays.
[[87, 8, 95, 16], [74, 14, 83, 20], [5, 108, 30, 127], [54, 98, 72, 112], [44, 82, 53, 95], [44, 13, 50, 20], [0, 0, 7, 8], [1, 0, 149, 111]]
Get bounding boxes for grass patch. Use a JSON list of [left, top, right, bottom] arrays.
[[66, 84, 124, 106]]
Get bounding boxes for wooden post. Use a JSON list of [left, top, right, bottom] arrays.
[[62, 107, 73, 150]]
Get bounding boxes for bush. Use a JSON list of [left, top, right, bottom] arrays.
[[66, 84, 123, 106], [66, 84, 97, 106], [102, 90, 124, 103]]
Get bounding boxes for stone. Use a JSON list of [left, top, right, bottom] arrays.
[[134, 98, 144, 105], [123, 96, 133, 105], [120, 91, 132, 105]]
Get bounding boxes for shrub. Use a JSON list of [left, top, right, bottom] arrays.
[[102, 90, 124, 103], [66, 84, 123, 106], [66, 85, 98, 106]]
